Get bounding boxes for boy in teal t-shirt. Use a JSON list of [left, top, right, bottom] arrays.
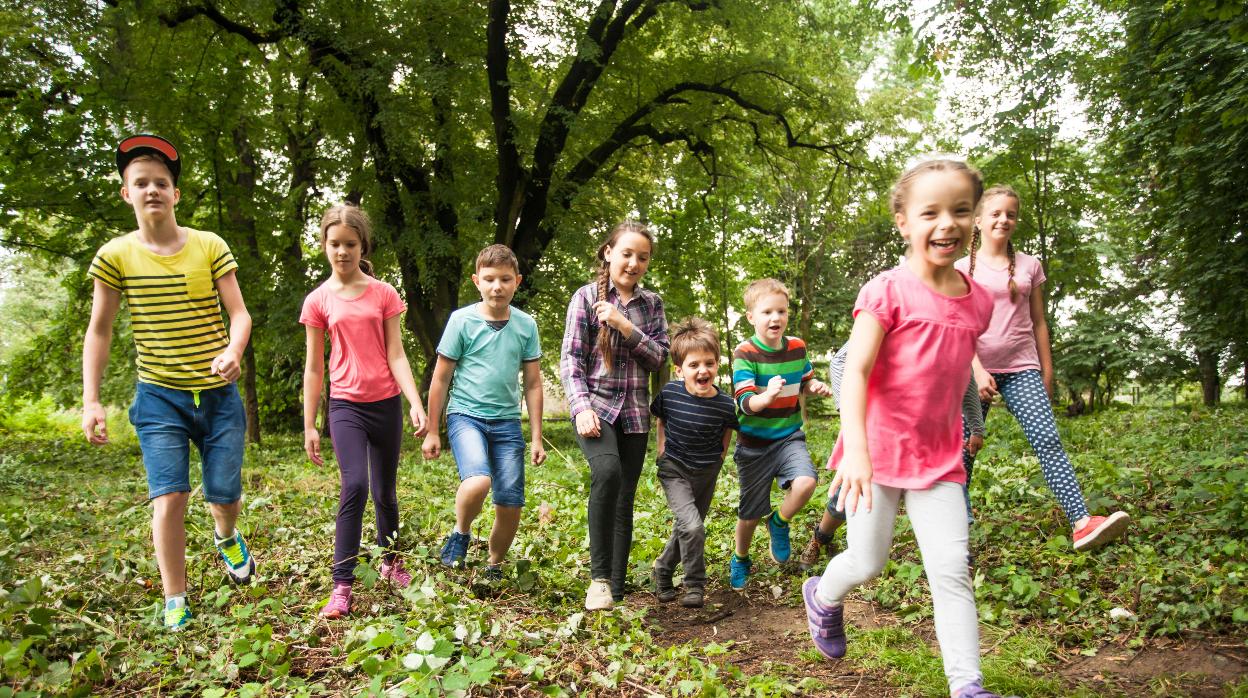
[[422, 245, 546, 578]]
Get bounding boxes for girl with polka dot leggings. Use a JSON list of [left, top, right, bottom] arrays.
[[955, 185, 1129, 552]]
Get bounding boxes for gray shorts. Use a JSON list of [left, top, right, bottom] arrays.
[[734, 430, 817, 520]]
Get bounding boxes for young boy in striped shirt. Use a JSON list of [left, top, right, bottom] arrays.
[[650, 318, 739, 608], [82, 135, 255, 631], [729, 279, 833, 590]]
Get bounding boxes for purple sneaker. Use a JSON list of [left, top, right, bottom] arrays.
[[955, 682, 1017, 698], [801, 576, 846, 659]]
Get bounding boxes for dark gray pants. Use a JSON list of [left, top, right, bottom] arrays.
[[575, 419, 649, 599], [654, 455, 721, 589]]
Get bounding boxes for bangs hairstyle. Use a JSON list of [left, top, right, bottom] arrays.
[[319, 203, 376, 277], [593, 220, 655, 369], [970, 184, 1023, 301], [476, 244, 520, 274], [744, 278, 790, 311], [670, 316, 720, 365], [123, 153, 176, 183], [889, 158, 984, 215]]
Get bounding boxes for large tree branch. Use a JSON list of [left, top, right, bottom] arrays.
[[157, 0, 286, 43], [488, 0, 525, 245]]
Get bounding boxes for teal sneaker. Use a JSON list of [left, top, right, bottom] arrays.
[[767, 511, 791, 563], [215, 530, 256, 584], [729, 555, 752, 591], [163, 598, 192, 631]]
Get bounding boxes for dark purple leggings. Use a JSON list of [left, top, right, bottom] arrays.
[[328, 394, 403, 582]]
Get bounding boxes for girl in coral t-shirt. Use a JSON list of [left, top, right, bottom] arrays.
[[300, 204, 428, 619], [803, 159, 1008, 698], [955, 186, 1129, 553]]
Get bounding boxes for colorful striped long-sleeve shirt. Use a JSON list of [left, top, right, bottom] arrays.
[[560, 282, 669, 434], [732, 336, 813, 443]]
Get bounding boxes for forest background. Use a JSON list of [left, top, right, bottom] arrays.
[[0, 0, 1246, 696]]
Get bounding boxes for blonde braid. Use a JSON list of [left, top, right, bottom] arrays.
[[595, 254, 615, 370], [968, 224, 981, 278]]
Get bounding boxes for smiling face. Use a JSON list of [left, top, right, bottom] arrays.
[[975, 192, 1019, 246], [676, 349, 719, 397], [473, 264, 520, 311], [746, 292, 790, 348], [323, 223, 364, 276], [894, 169, 976, 268], [120, 158, 180, 222], [603, 231, 652, 292]]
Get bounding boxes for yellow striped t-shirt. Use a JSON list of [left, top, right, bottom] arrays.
[[88, 228, 238, 391]]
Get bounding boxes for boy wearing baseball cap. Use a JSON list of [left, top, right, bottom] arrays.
[[82, 134, 257, 631]]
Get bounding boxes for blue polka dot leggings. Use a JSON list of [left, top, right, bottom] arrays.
[[962, 369, 1089, 526]]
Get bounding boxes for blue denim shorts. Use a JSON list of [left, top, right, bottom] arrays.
[[446, 413, 526, 508], [128, 381, 246, 503]]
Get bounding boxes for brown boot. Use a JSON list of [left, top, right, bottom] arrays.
[[799, 527, 837, 572]]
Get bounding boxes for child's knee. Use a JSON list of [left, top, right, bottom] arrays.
[[152, 491, 190, 517], [459, 475, 493, 498], [789, 475, 817, 499]]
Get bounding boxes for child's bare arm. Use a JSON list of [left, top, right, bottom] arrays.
[[830, 311, 885, 515], [522, 360, 546, 465], [720, 427, 733, 462], [655, 418, 665, 456], [384, 314, 427, 436], [82, 280, 121, 444], [212, 270, 251, 382], [421, 355, 456, 459], [303, 325, 326, 464]]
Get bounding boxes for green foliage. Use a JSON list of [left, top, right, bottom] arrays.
[[1, 405, 1245, 695]]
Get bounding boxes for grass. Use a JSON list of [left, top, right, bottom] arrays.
[[0, 402, 1245, 696]]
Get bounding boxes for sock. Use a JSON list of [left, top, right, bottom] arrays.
[[771, 509, 790, 527], [165, 593, 187, 609], [454, 523, 470, 535], [214, 527, 235, 542], [813, 587, 841, 609], [813, 527, 833, 544], [732, 553, 750, 563]]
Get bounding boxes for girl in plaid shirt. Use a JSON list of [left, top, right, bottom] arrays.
[[560, 221, 669, 611]]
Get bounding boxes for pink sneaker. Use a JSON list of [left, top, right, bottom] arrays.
[[1073, 511, 1131, 552], [381, 557, 413, 588], [320, 582, 352, 619]]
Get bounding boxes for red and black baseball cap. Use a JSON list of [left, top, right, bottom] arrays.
[[116, 134, 181, 184]]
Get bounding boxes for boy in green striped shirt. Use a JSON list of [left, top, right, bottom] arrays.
[[729, 279, 832, 590], [82, 135, 256, 631]]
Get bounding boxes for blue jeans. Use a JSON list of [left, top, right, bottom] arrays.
[[446, 413, 527, 508], [128, 381, 246, 503]]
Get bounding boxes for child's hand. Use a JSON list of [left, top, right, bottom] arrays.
[[304, 427, 323, 465], [409, 405, 428, 438], [532, 443, 547, 465], [211, 350, 242, 382], [575, 410, 601, 438], [82, 402, 108, 445], [975, 367, 998, 401], [764, 375, 786, 397], [965, 434, 984, 457], [830, 452, 873, 515], [806, 379, 833, 397], [422, 432, 441, 460], [592, 301, 635, 337]]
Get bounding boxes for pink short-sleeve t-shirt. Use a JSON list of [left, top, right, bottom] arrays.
[[299, 278, 406, 403], [954, 251, 1046, 373], [828, 267, 994, 490]]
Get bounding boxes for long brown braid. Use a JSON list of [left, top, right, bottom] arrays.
[[593, 220, 654, 370], [973, 185, 1021, 301]]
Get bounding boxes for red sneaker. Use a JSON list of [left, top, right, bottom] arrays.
[[1072, 511, 1130, 552]]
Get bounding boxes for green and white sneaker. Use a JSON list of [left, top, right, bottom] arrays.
[[164, 597, 192, 631], [215, 529, 256, 584]]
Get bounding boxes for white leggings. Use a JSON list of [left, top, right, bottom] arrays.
[[815, 481, 981, 696]]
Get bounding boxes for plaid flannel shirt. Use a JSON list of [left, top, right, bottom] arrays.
[[560, 281, 669, 434]]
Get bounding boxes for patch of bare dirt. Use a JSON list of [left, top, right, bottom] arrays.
[[1058, 637, 1248, 697]]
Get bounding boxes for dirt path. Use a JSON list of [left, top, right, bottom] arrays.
[[630, 587, 1248, 697]]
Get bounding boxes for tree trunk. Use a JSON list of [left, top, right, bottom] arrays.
[[1197, 348, 1221, 406], [242, 344, 261, 444]]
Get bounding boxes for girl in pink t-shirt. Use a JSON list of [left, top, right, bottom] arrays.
[[955, 186, 1129, 553], [802, 160, 1008, 698], [299, 204, 428, 619]]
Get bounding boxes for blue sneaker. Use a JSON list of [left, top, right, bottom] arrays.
[[440, 531, 471, 567], [215, 530, 256, 584], [163, 598, 192, 631], [767, 511, 791, 563], [729, 555, 752, 591]]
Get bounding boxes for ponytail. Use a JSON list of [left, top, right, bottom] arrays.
[[594, 252, 614, 368]]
